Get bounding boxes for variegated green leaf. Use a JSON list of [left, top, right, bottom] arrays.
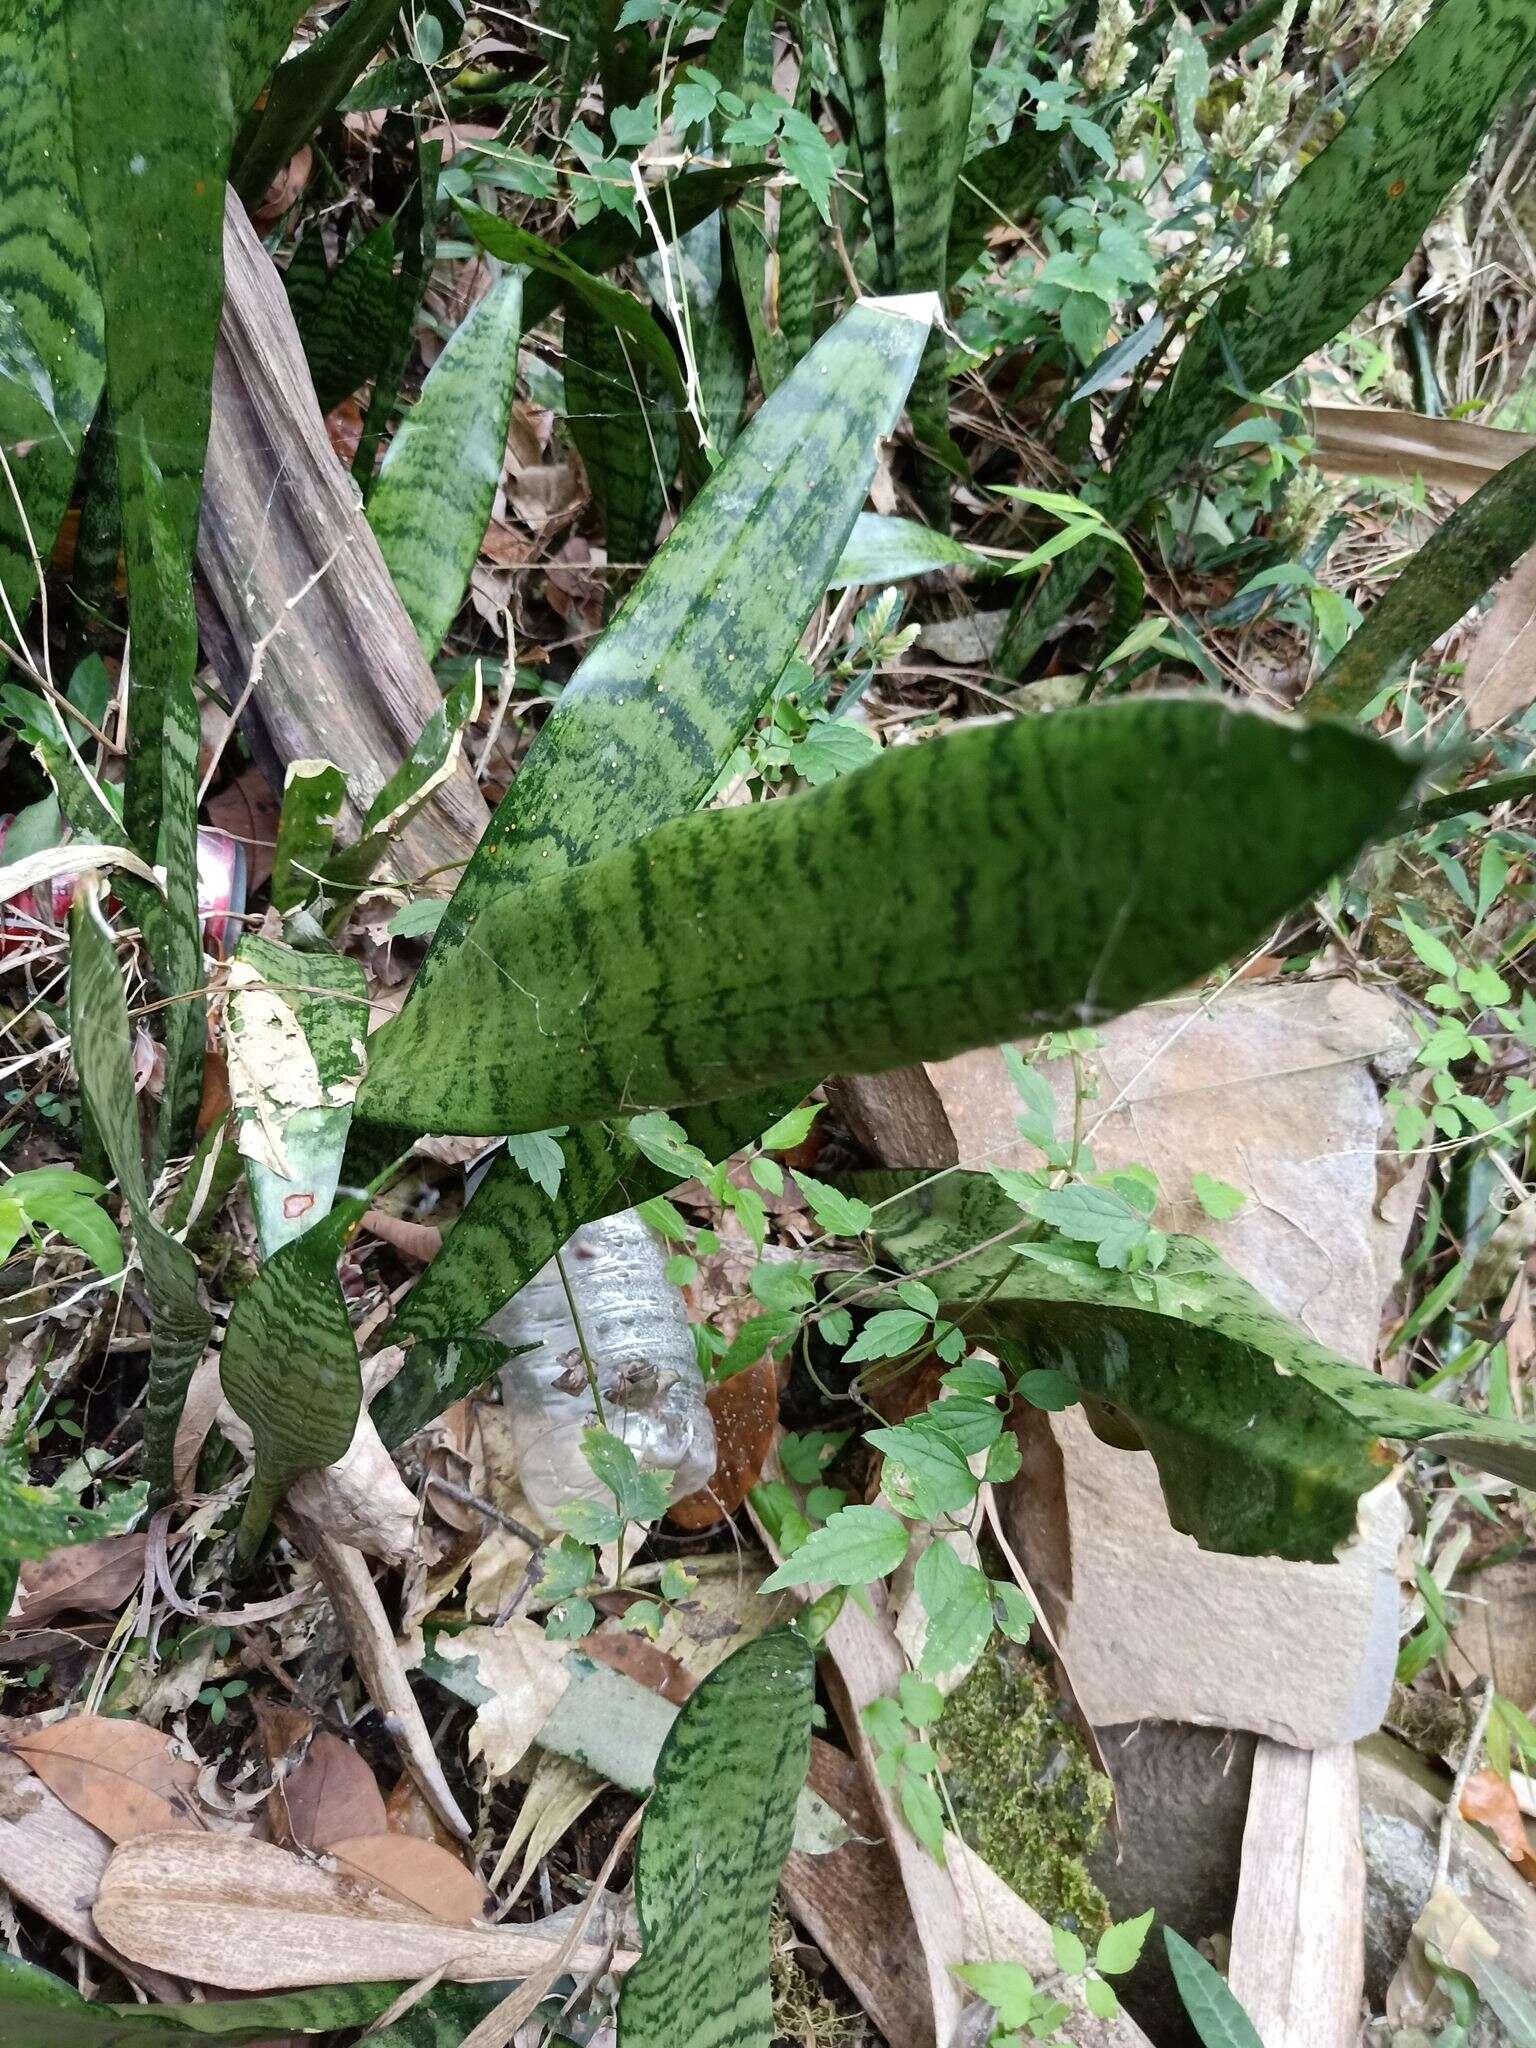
[[775, 59, 822, 373], [830, 509, 989, 585], [1302, 444, 1536, 719], [947, 125, 1063, 286], [0, 1443, 135, 1565], [826, 0, 894, 284], [69, 886, 212, 1502], [300, 223, 398, 415], [233, 0, 400, 204], [618, 1631, 814, 2048], [227, 0, 308, 122], [367, 272, 523, 660], [221, 1197, 365, 1560], [999, 0, 1536, 671], [563, 293, 668, 566], [870, 1170, 1536, 1558], [638, 201, 750, 455], [271, 760, 348, 913], [226, 936, 369, 1255], [357, 700, 1413, 1139], [372, 1336, 514, 1448], [353, 139, 439, 492], [322, 665, 484, 896]]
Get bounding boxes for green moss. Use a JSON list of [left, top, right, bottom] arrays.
[[939, 1645, 1112, 1936]]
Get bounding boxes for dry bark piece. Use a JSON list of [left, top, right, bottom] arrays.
[[199, 200, 488, 881], [326, 1833, 491, 1923], [93, 1831, 631, 1989], [1304, 403, 1534, 499], [9, 1715, 204, 1842], [1227, 1740, 1366, 2048], [8, 1533, 148, 1628], [667, 1358, 780, 1530], [0, 1747, 181, 1998], [265, 1726, 388, 1852]]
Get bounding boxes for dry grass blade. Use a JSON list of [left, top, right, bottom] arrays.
[[92, 1831, 635, 1990]]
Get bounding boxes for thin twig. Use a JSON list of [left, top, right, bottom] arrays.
[[1436, 1681, 1496, 1894]]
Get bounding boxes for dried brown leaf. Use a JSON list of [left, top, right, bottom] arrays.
[[667, 1358, 778, 1532], [266, 1728, 387, 1852], [577, 1631, 696, 1706], [326, 1833, 490, 1923], [93, 1831, 630, 1989], [1461, 1768, 1536, 1872], [9, 1715, 203, 1842], [8, 1534, 148, 1629]]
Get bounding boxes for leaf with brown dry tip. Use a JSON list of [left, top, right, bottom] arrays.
[[326, 1834, 490, 1925], [9, 1718, 202, 1843], [92, 1831, 630, 1990], [264, 1726, 387, 1852], [8, 1534, 148, 1629], [668, 1357, 780, 1531]]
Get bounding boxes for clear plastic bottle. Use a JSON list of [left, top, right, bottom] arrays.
[[489, 1208, 717, 1525]]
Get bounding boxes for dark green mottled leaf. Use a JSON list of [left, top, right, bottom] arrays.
[[271, 759, 348, 913], [322, 665, 483, 894], [372, 1336, 514, 1447], [1000, 0, 1536, 671], [357, 701, 1413, 1140], [639, 203, 750, 454], [618, 1631, 814, 2048], [221, 1199, 365, 1560], [870, 1170, 1536, 1558], [0, 1953, 409, 2048], [0, 2, 104, 622], [367, 271, 522, 659], [947, 124, 1063, 285], [226, 936, 369, 1254], [69, 886, 212, 1503], [1303, 444, 1536, 718], [234, 0, 401, 204], [776, 55, 821, 372], [564, 294, 667, 565], [227, 0, 309, 122], [301, 224, 397, 415], [715, 0, 782, 393], [354, 139, 439, 491], [826, 0, 893, 283]]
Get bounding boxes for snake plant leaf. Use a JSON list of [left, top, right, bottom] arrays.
[[226, 0, 309, 123], [618, 1630, 815, 2048], [68, 887, 213, 1503], [271, 759, 348, 913], [947, 124, 1063, 286], [563, 294, 668, 567], [226, 935, 369, 1255], [776, 58, 821, 374], [826, 0, 894, 284], [371, 1336, 515, 1448], [999, 0, 1536, 672], [0, 1953, 411, 2048], [637, 202, 751, 455], [301, 223, 399, 416], [321, 665, 484, 896], [357, 700, 1413, 1140], [1301, 444, 1536, 719], [222, 1197, 366, 1561], [353, 139, 440, 493], [829, 510, 990, 585], [0, 2, 103, 621], [233, 0, 401, 204], [383, 1085, 797, 1380], [367, 272, 523, 660], [868, 1170, 1536, 1559]]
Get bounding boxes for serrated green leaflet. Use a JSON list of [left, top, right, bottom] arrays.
[[368, 272, 522, 659], [1302, 444, 1536, 719], [233, 0, 400, 204], [999, 0, 1536, 671], [564, 293, 667, 566], [221, 1198, 365, 1560], [271, 760, 348, 912], [0, 1443, 130, 1563], [0, 1, 103, 623], [0, 1954, 409, 2048], [618, 1630, 814, 2048], [69, 888, 212, 1503], [357, 701, 1413, 1139], [226, 935, 369, 1254], [869, 1170, 1536, 1558], [1164, 1930, 1264, 2048]]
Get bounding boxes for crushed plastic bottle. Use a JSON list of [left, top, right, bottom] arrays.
[[488, 1207, 717, 1525]]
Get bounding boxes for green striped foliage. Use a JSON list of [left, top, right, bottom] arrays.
[[300, 223, 399, 415], [357, 700, 1413, 1139], [871, 1171, 1536, 1560], [618, 1631, 814, 2048], [563, 294, 668, 566], [221, 1197, 366, 1560], [826, 0, 894, 285], [69, 887, 212, 1503], [1302, 444, 1536, 719], [321, 665, 483, 895], [367, 272, 523, 659], [999, 0, 1536, 671], [233, 0, 401, 204], [271, 760, 348, 913]]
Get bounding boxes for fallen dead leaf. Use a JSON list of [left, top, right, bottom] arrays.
[[9, 1715, 204, 1842], [93, 1831, 630, 1989], [385, 1770, 468, 1853], [327, 1832, 490, 1923], [1461, 1767, 1536, 1874], [431, 1621, 571, 1781], [8, 1534, 148, 1630], [266, 1726, 387, 1852], [667, 1357, 779, 1531], [578, 1631, 696, 1706]]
